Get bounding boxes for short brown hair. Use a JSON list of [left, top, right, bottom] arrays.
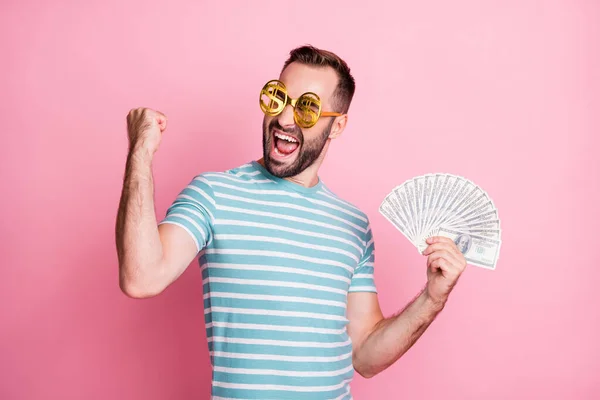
[[281, 45, 356, 114]]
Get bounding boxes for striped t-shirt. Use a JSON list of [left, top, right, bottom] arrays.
[[159, 160, 377, 400]]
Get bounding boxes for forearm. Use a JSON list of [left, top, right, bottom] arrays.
[[353, 289, 444, 378], [115, 147, 164, 296]]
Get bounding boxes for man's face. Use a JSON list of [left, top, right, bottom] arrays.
[[457, 235, 470, 253], [262, 62, 339, 178]]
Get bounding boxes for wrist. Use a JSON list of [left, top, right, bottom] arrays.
[[129, 143, 154, 164], [421, 288, 446, 314]]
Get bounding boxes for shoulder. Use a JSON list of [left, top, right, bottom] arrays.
[[189, 161, 273, 189], [316, 184, 371, 227]]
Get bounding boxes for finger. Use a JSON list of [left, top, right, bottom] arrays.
[[156, 113, 167, 131], [422, 242, 457, 256], [426, 236, 455, 245], [427, 249, 459, 265], [127, 108, 137, 124], [427, 250, 460, 270], [430, 258, 451, 274]]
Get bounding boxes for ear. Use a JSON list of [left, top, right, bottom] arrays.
[[328, 114, 348, 140]]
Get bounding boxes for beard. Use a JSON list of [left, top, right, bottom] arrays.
[[262, 117, 334, 178]]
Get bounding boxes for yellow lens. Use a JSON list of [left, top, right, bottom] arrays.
[[260, 80, 287, 116], [294, 93, 321, 128]]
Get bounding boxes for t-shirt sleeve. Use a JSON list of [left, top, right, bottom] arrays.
[[349, 221, 377, 293], [158, 174, 216, 253]]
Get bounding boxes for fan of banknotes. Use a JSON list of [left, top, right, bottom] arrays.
[[379, 173, 502, 270]]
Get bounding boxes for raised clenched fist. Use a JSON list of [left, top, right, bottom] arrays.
[[126, 108, 167, 156]]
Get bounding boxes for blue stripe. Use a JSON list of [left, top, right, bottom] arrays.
[[212, 356, 353, 373], [212, 370, 354, 386], [202, 282, 348, 303], [211, 385, 348, 400], [208, 341, 353, 357], [206, 327, 349, 343], [204, 297, 345, 316], [206, 312, 348, 330]]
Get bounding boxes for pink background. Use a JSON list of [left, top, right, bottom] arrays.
[[2, 0, 599, 399]]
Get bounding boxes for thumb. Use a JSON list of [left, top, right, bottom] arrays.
[[155, 112, 167, 132]]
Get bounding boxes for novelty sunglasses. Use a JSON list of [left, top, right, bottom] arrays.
[[259, 80, 343, 128]]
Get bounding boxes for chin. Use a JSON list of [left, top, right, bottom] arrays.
[[264, 157, 297, 178]]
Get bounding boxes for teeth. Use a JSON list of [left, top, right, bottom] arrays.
[[274, 132, 298, 143]]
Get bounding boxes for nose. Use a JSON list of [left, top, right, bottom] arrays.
[[277, 102, 296, 128]]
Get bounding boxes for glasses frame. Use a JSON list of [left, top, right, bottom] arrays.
[[259, 79, 343, 128]]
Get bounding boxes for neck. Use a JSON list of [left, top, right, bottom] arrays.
[[257, 139, 331, 188], [258, 151, 328, 188], [286, 161, 321, 188]]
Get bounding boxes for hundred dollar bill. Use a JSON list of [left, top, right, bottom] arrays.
[[414, 176, 425, 241], [422, 173, 441, 237], [392, 184, 416, 241], [403, 180, 418, 242], [450, 218, 501, 231], [427, 175, 460, 236], [435, 226, 501, 270], [379, 198, 415, 245]]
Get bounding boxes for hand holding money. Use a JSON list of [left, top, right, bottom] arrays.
[[422, 235, 467, 305], [379, 173, 502, 270]]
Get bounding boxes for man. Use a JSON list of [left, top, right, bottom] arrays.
[[116, 45, 467, 399]]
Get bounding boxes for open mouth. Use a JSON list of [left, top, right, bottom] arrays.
[[272, 130, 300, 158]]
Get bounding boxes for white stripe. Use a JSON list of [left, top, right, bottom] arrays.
[[361, 262, 374, 267], [214, 192, 366, 233], [329, 385, 352, 400], [212, 364, 353, 378], [216, 205, 365, 244], [348, 286, 377, 292], [235, 170, 261, 176], [214, 234, 359, 262], [205, 291, 347, 308], [177, 194, 215, 222], [212, 379, 351, 392], [207, 180, 366, 222], [231, 163, 252, 169], [210, 350, 352, 363], [212, 397, 243, 400], [317, 189, 363, 213], [203, 173, 273, 184], [352, 274, 373, 279], [204, 249, 354, 274], [187, 181, 216, 206], [205, 306, 348, 322], [203, 276, 347, 295], [208, 336, 352, 349], [206, 321, 345, 335], [231, 163, 254, 171], [201, 263, 351, 284], [167, 213, 207, 243], [209, 180, 298, 196], [305, 197, 367, 223], [212, 397, 247, 400], [158, 221, 200, 251], [173, 198, 211, 223], [216, 219, 363, 252]]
